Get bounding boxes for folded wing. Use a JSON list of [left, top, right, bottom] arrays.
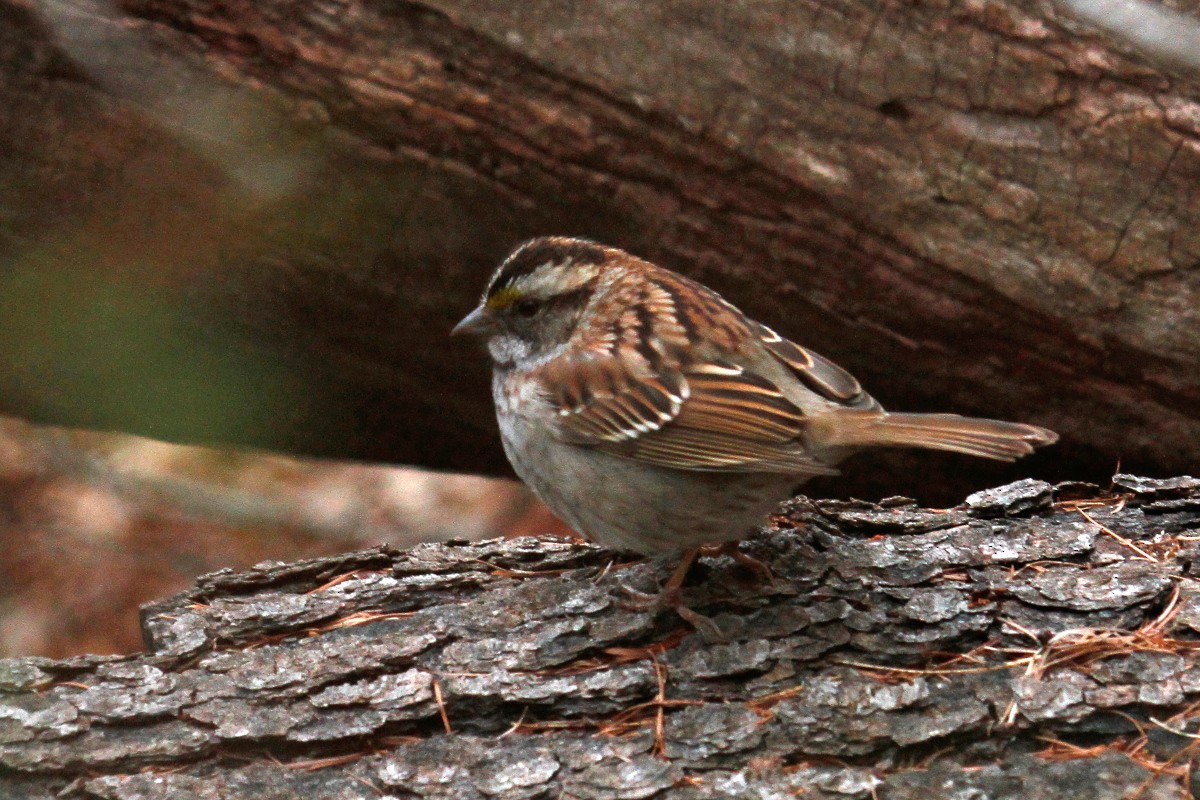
[[537, 348, 837, 476]]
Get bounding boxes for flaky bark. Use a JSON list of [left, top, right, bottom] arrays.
[[1, 476, 1199, 798], [0, 0, 1197, 499]]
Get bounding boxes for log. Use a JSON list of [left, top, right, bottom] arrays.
[[2, 475, 1199, 798], [0, 0, 1197, 500]]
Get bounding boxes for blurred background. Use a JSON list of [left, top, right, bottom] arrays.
[[0, 416, 570, 657], [3, 0, 1198, 656]]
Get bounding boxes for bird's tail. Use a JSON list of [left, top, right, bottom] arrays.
[[814, 411, 1058, 462]]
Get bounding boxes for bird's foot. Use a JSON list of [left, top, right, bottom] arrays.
[[614, 548, 729, 642], [702, 541, 776, 584], [673, 603, 728, 643]]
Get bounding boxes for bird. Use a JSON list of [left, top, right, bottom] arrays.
[[452, 236, 1057, 619]]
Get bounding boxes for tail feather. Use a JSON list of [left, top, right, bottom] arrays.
[[816, 412, 1058, 462]]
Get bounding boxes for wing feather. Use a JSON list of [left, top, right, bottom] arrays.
[[537, 350, 834, 475], [679, 366, 809, 440], [530, 272, 862, 475], [753, 322, 877, 410], [624, 427, 838, 474], [543, 353, 684, 443]]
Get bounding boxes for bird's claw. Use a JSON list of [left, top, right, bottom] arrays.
[[614, 579, 729, 642]]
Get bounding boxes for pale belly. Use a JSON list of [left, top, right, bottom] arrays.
[[495, 386, 797, 554]]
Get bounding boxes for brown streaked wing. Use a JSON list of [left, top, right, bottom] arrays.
[[539, 351, 687, 444], [620, 360, 835, 474], [620, 427, 838, 475], [671, 362, 807, 442], [541, 351, 836, 475], [753, 323, 876, 409]]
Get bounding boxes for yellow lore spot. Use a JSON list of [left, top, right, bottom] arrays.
[[486, 287, 522, 310]]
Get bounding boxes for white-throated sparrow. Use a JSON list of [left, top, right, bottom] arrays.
[[453, 236, 1057, 561]]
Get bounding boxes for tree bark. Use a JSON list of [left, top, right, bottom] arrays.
[[1, 0, 1198, 500], [1, 475, 1199, 798]]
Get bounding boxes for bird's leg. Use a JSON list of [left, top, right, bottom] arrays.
[[661, 546, 700, 600], [617, 547, 699, 605], [617, 548, 728, 642]]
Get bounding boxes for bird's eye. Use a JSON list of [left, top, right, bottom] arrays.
[[514, 298, 540, 317]]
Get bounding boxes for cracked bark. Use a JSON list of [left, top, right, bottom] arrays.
[[2, 475, 1199, 798], [0, 0, 1198, 501]]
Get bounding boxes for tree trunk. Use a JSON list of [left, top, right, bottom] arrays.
[[1, 475, 1198, 798], [0, 0, 1197, 501]]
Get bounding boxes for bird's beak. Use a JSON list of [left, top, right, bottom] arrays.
[[451, 305, 499, 338]]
